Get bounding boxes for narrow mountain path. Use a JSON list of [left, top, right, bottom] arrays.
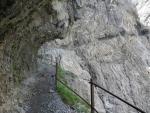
[[24, 66, 76, 113]]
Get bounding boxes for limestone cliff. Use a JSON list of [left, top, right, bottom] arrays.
[[0, 0, 150, 113], [38, 0, 150, 113]]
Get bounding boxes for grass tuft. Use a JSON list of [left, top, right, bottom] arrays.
[[56, 65, 90, 113]]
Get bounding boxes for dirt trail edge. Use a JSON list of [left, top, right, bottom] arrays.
[[24, 66, 76, 113]]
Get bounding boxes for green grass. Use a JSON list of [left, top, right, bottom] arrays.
[[57, 65, 65, 80], [13, 64, 26, 85], [56, 65, 90, 113], [57, 82, 90, 113], [14, 74, 26, 85]]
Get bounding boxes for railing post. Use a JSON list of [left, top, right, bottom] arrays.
[[55, 57, 58, 89], [90, 78, 94, 113]]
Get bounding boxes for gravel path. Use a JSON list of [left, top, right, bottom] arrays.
[[24, 66, 76, 113]]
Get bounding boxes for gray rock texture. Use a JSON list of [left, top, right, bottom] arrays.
[[131, 0, 150, 27], [0, 0, 150, 113], [38, 0, 150, 113]]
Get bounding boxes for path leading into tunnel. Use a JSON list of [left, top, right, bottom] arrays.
[[24, 66, 76, 113]]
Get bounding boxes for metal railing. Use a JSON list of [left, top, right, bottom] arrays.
[[57, 78, 99, 113], [90, 82, 146, 113], [90, 80, 146, 113], [55, 57, 146, 113]]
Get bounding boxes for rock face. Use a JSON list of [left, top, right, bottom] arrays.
[[0, 0, 150, 113], [131, 0, 150, 27], [0, 0, 68, 112], [38, 0, 150, 113]]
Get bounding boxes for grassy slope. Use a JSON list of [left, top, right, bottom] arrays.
[[56, 65, 90, 113]]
